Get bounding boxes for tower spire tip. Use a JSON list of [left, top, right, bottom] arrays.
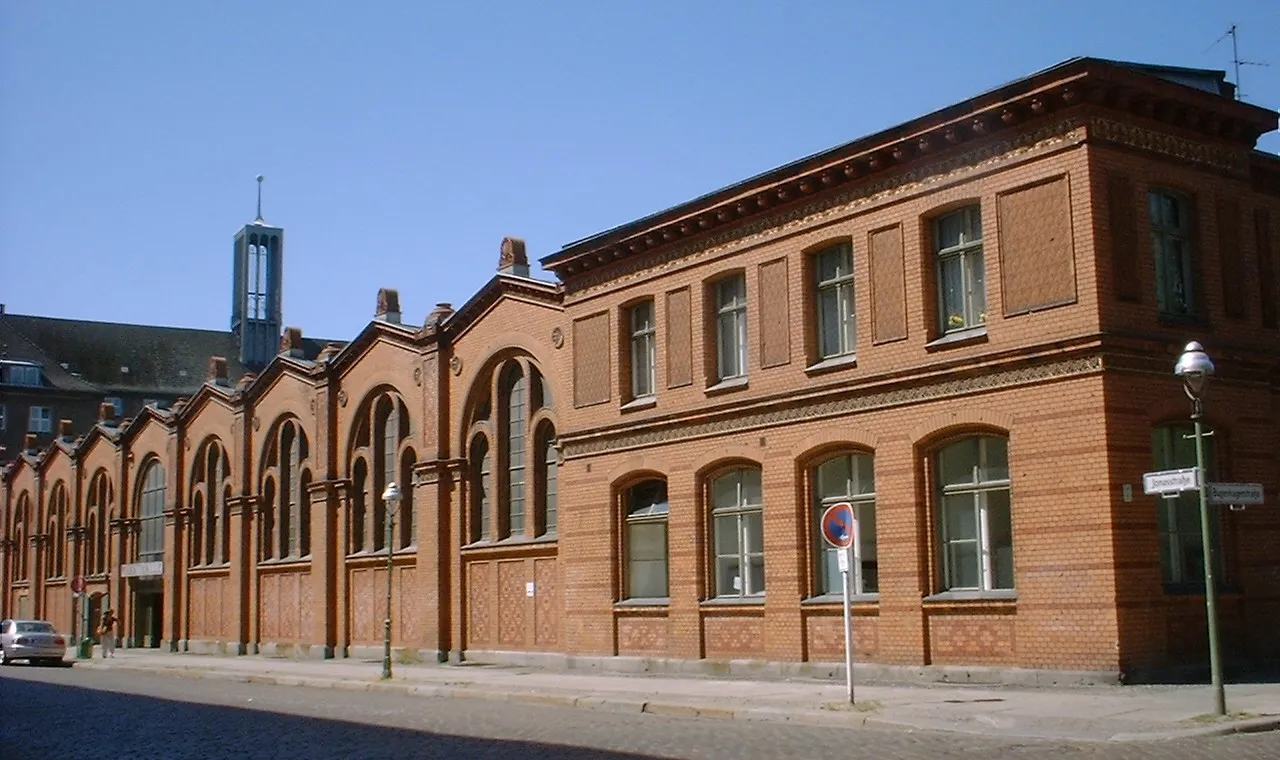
[[255, 174, 265, 222]]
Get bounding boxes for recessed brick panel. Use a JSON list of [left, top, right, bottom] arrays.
[[665, 287, 692, 388], [1217, 197, 1245, 319], [869, 224, 908, 343], [1105, 174, 1141, 303], [997, 175, 1078, 315], [1256, 208, 1277, 329], [758, 257, 791, 368], [572, 312, 611, 407]]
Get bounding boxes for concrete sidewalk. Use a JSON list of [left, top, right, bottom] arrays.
[[62, 649, 1280, 744]]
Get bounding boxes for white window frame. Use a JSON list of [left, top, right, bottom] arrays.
[[1149, 189, 1197, 318], [934, 206, 986, 334], [629, 300, 657, 400], [815, 243, 856, 359], [27, 406, 52, 434], [813, 453, 876, 596], [936, 436, 1013, 592], [624, 479, 669, 600], [714, 274, 748, 381], [710, 467, 765, 598], [1152, 424, 1220, 586]]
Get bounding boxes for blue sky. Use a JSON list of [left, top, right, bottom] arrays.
[[3, 0, 1278, 340]]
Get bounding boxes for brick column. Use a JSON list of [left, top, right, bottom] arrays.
[[876, 444, 927, 665], [762, 456, 804, 662], [162, 507, 181, 651], [412, 459, 459, 662], [246, 496, 261, 654], [306, 480, 341, 658], [446, 462, 466, 663], [227, 496, 254, 655], [665, 468, 704, 660], [334, 482, 351, 658]]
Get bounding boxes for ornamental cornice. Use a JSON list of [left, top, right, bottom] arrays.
[[561, 355, 1105, 459], [1088, 117, 1248, 174]]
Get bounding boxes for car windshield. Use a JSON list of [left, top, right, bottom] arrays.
[[15, 622, 55, 634]]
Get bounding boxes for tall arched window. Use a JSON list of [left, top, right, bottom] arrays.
[[464, 358, 556, 545], [261, 418, 313, 561], [13, 493, 31, 581], [138, 462, 167, 564], [86, 471, 112, 575], [710, 466, 765, 598], [347, 390, 414, 554], [935, 435, 1013, 592], [623, 478, 669, 600], [47, 483, 69, 579], [189, 440, 231, 566], [812, 452, 877, 596]]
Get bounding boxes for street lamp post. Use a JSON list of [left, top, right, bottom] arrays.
[[380, 482, 402, 681], [1173, 340, 1225, 716]]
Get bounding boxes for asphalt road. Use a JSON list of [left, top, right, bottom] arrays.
[[3, 663, 1279, 760]]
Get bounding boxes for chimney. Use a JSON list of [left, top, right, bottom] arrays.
[[498, 236, 530, 278], [98, 401, 117, 426], [23, 433, 38, 453], [236, 372, 258, 392], [58, 419, 74, 442], [375, 288, 402, 324], [316, 342, 343, 364], [424, 302, 454, 330], [207, 356, 231, 387], [280, 326, 306, 358], [171, 397, 188, 414]]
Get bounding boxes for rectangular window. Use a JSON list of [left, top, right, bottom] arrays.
[[625, 479, 670, 600], [934, 206, 986, 333], [629, 300, 657, 399], [814, 453, 877, 596], [936, 436, 1013, 592], [711, 468, 765, 597], [3, 364, 42, 386], [815, 244, 856, 359], [1149, 190, 1197, 317], [27, 406, 52, 434], [1152, 424, 1219, 586], [714, 274, 748, 381]]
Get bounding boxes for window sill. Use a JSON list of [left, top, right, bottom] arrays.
[[345, 548, 416, 559], [704, 376, 748, 396], [804, 354, 858, 376], [925, 326, 988, 351], [614, 597, 670, 609], [620, 396, 657, 412], [801, 593, 880, 606], [257, 556, 313, 568], [699, 596, 765, 608], [922, 589, 1017, 604], [461, 534, 558, 551]]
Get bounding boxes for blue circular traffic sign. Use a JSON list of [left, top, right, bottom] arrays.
[[821, 502, 855, 549]]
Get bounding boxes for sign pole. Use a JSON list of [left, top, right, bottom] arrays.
[[840, 543, 854, 704]]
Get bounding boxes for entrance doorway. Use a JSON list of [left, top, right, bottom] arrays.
[[131, 579, 164, 648]]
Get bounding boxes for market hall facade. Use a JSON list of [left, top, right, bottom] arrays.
[[3, 57, 1279, 682]]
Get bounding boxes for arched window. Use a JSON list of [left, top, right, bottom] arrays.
[[47, 483, 69, 579], [501, 364, 527, 538], [935, 435, 1013, 592], [347, 390, 414, 554], [86, 472, 112, 575], [13, 493, 31, 581], [469, 436, 491, 543], [623, 479, 668, 600], [261, 418, 313, 560], [812, 452, 877, 596], [1152, 423, 1219, 586], [536, 423, 558, 537], [189, 440, 231, 566], [710, 466, 764, 598], [138, 462, 167, 564]]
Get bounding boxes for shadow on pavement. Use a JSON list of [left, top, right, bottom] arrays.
[[0, 671, 666, 760]]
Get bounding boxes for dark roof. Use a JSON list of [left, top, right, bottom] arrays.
[[0, 316, 100, 393], [0, 313, 344, 396], [541, 56, 1256, 268]]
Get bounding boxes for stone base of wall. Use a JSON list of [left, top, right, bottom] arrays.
[[346, 644, 446, 665], [459, 648, 1122, 688], [254, 641, 331, 660], [180, 638, 248, 656]]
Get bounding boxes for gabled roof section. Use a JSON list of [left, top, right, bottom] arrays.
[[1, 449, 36, 487], [540, 56, 1277, 280], [116, 401, 177, 447], [441, 272, 563, 341], [0, 314, 100, 393], [326, 317, 425, 375], [0, 312, 251, 394], [242, 350, 324, 403], [72, 422, 122, 462]]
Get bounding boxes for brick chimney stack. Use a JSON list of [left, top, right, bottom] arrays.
[[280, 326, 306, 358], [58, 419, 74, 442], [207, 356, 231, 387], [424, 302, 454, 330], [375, 288, 402, 324], [98, 401, 117, 426], [498, 237, 530, 278], [23, 433, 37, 453], [236, 372, 257, 392]]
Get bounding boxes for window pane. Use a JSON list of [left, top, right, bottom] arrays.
[[630, 558, 668, 599], [712, 473, 738, 510], [967, 251, 986, 324], [714, 514, 740, 555], [717, 312, 740, 378], [820, 545, 841, 595], [855, 453, 875, 494], [743, 510, 763, 554], [939, 440, 978, 487], [817, 456, 851, 500], [628, 521, 667, 562], [746, 554, 766, 595], [985, 488, 1014, 590], [818, 287, 843, 358], [858, 503, 877, 594], [943, 493, 977, 540], [946, 540, 980, 590], [817, 247, 849, 282], [939, 255, 966, 329], [979, 437, 1009, 482], [716, 556, 742, 596], [937, 212, 965, 249], [740, 468, 762, 506]]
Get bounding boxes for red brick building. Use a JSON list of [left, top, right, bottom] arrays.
[[3, 57, 1278, 682]]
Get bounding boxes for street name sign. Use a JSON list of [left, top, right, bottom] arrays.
[[1207, 482, 1265, 506], [1143, 468, 1200, 496]]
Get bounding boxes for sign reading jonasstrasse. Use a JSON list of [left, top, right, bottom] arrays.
[[1142, 467, 1200, 496]]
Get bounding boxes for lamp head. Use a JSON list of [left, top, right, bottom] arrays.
[[1174, 341, 1215, 398], [381, 482, 401, 507]]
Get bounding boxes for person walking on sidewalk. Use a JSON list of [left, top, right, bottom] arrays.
[[98, 609, 117, 658]]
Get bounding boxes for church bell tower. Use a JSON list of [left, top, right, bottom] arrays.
[[230, 175, 284, 370]]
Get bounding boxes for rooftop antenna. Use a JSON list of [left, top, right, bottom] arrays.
[[255, 174, 265, 222], [1205, 24, 1269, 101]]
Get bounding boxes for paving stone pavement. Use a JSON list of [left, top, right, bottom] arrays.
[[40, 648, 1280, 744], [5, 664, 1280, 760]]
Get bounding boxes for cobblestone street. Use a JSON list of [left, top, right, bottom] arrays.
[[4, 665, 1279, 759]]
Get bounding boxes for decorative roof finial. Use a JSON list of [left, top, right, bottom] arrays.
[[255, 174, 265, 222]]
